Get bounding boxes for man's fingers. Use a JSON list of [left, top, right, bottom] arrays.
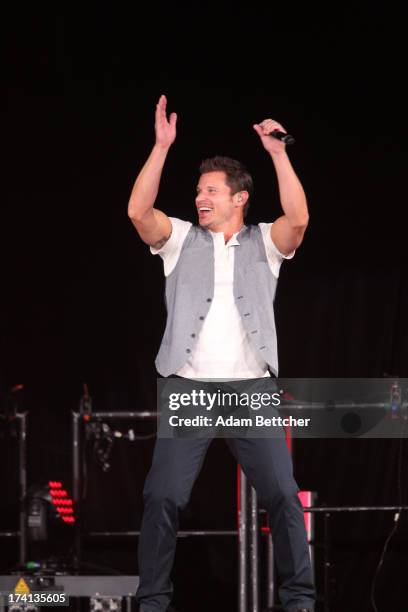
[[160, 94, 167, 113], [156, 95, 167, 120], [169, 112, 177, 128], [259, 118, 286, 134], [156, 94, 174, 127]]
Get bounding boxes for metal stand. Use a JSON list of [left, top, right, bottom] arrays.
[[18, 413, 28, 566], [72, 410, 161, 566], [307, 505, 408, 612], [238, 467, 248, 612], [247, 489, 408, 612], [0, 412, 28, 567], [265, 530, 274, 610], [72, 410, 82, 569], [238, 467, 261, 612], [250, 483, 260, 612]]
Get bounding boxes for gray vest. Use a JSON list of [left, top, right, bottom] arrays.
[[155, 224, 279, 377]]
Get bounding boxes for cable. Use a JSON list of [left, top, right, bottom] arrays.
[[369, 510, 402, 612], [369, 414, 407, 611]]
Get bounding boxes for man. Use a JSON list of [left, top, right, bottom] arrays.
[[128, 94, 315, 612]]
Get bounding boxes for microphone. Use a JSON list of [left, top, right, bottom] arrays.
[[269, 129, 295, 145]]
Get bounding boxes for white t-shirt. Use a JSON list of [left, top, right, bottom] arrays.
[[151, 218, 294, 379]]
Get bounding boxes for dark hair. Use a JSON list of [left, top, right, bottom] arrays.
[[199, 156, 253, 217]]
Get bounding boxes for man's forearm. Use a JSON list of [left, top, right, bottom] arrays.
[[128, 144, 170, 221], [270, 150, 309, 228]]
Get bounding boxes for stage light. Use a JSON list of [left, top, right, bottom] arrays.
[[27, 480, 75, 542]]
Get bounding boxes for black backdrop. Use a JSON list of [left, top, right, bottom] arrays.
[[3, 4, 408, 611]]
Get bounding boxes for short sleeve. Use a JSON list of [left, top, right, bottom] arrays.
[[258, 222, 295, 278], [150, 217, 192, 276]]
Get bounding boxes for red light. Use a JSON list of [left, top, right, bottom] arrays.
[[50, 489, 67, 498], [48, 480, 75, 525], [53, 498, 72, 506], [55, 507, 73, 515], [48, 481, 62, 489], [299, 491, 313, 536]]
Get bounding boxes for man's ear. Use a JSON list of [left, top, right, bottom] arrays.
[[234, 191, 249, 208]]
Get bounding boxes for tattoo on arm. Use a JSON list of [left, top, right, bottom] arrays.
[[152, 227, 172, 250]]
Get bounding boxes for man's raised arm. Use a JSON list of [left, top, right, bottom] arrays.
[[253, 118, 309, 256], [128, 95, 177, 248]]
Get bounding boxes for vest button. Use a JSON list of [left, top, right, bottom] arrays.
[[206, 298, 212, 302], [186, 348, 191, 353], [244, 312, 250, 317], [251, 330, 258, 334], [199, 316, 204, 320], [191, 333, 196, 338], [237, 295, 243, 299], [259, 346, 266, 350]]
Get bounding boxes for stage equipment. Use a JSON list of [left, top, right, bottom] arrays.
[[27, 480, 75, 542], [0, 399, 28, 565], [85, 420, 138, 472], [0, 575, 138, 612], [90, 596, 121, 611]]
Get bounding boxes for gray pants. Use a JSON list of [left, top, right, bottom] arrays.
[[136, 435, 315, 611]]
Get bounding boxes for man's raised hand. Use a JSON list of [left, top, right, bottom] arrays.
[[253, 118, 287, 155], [155, 94, 177, 149]]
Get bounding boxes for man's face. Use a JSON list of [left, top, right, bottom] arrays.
[[195, 171, 239, 229]]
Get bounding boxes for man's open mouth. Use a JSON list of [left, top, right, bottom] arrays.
[[198, 207, 213, 217]]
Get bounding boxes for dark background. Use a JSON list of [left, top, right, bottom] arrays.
[[3, 3, 407, 611]]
